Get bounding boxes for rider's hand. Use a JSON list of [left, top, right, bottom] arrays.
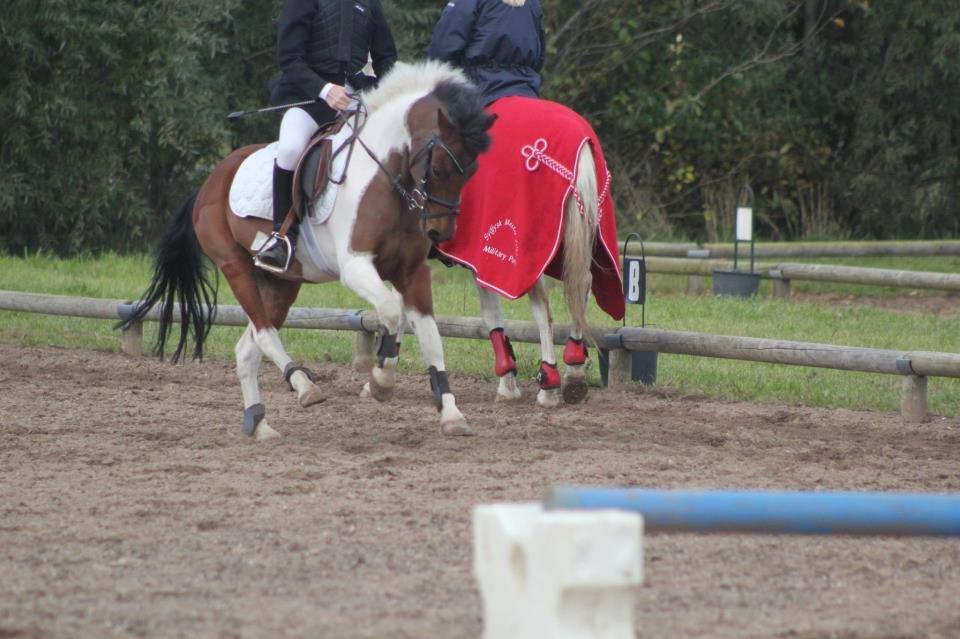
[[323, 85, 352, 111]]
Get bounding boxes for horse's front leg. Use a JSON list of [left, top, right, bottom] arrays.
[[529, 277, 561, 407], [341, 255, 404, 401], [358, 288, 408, 401], [476, 281, 522, 401], [403, 264, 472, 436]]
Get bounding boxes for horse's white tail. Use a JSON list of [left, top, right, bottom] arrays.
[[562, 143, 599, 341]]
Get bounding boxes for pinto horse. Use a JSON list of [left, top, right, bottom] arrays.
[[121, 62, 495, 439], [434, 96, 625, 407]]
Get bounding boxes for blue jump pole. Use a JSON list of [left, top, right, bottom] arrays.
[[546, 487, 960, 537]]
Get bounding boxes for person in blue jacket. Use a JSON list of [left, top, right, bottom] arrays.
[[427, 0, 545, 106]]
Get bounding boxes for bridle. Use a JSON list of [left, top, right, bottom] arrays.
[[336, 96, 473, 222], [358, 130, 471, 221]]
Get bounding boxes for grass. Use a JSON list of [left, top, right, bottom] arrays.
[[1, 251, 958, 416]]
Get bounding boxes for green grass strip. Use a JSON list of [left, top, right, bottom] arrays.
[[1, 252, 957, 416]]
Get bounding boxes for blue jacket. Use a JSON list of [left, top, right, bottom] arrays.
[[427, 0, 545, 105]]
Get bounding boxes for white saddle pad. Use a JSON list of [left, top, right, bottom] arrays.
[[229, 125, 357, 281], [229, 124, 353, 224]]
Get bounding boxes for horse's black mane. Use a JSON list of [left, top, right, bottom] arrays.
[[433, 80, 495, 157]]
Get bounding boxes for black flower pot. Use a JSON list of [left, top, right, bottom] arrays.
[[712, 269, 761, 297]]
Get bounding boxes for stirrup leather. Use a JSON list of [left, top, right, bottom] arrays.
[[254, 232, 294, 274]]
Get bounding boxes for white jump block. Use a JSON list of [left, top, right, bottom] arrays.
[[474, 503, 644, 639]]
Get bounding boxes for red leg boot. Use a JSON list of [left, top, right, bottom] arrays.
[[489, 328, 518, 377], [562, 337, 589, 405], [563, 337, 589, 366], [536, 361, 561, 391]]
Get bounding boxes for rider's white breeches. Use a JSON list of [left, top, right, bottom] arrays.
[[276, 107, 320, 171]]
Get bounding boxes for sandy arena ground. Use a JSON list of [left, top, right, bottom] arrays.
[[2, 343, 959, 638]]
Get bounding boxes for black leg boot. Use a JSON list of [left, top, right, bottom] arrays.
[[254, 162, 298, 273]]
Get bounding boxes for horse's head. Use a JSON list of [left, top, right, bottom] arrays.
[[405, 80, 497, 244]]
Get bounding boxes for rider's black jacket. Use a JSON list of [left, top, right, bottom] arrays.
[[271, 0, 398, 106]]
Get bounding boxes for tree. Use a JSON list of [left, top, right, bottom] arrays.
[[0, 0, 244, 254]]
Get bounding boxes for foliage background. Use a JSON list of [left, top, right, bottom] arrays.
[[1, 0, 958, 254]]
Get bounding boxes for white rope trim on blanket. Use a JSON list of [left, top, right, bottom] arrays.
[[521, 138, 582, 211], [598, 169, 612, 209], [521, 137, 611, 215], [521, 138, 573, 181]]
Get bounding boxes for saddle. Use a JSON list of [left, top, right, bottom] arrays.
[[290, 118, 349, 223]]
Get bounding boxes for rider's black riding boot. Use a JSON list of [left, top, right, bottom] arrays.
[[254, 162, 298, 273]]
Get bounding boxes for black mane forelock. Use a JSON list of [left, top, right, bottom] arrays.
[[433, 80, 494, 157]]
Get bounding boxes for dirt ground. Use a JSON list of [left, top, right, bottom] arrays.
[[2, 343, 959, 639]]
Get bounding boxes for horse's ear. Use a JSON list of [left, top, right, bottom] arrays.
[[483, 112, 498, 132]]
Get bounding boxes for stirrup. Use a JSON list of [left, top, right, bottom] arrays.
[[254, 232, 294, 274]]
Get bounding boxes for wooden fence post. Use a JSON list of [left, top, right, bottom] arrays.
[[352, 331, 376, 374], [121, 321, 143, 357], [901, 375, 928, 423], [770, 269, 791, 299], [606, 349, 633, 390], [687, 275, 706, 295]]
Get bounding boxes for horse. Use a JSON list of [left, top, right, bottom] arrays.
[[433, 96, 625, 407], [120, 61, 496, 440]]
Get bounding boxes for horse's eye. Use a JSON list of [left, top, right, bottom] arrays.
[[431, 166, 442, 178]]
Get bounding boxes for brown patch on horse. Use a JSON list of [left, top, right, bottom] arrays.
[[395, 263, 435, 317], [192, 144, 302, 330], [194, 144, 266, 267], [350, 148, 432, 282], [256, 272, 303, 327], [350, 93, 477, 288], [197, 144, 305, 282]]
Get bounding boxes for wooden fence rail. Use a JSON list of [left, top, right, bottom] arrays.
[[622, 240, 960, 259], [629, 256, 960, 296], [2, 289, 958, 423]]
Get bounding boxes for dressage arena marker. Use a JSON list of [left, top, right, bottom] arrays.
[[2, 290, 960, 422], [474, 488, 959, 637], [615, 233, 658, 386]]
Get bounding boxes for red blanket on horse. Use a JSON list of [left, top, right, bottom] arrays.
[[436, 97, 624, 320]]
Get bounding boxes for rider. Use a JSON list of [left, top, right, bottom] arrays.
[[255, 0, 398, 274], [427, 0, 545, 106], [430, 1, 589, 393]]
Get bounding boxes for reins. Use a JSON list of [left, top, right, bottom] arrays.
[[331, 94, 468, 220]]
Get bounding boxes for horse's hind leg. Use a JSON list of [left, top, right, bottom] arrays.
[[529, 277, 561, 407], [476, 281, 522, 401], [561, 322, 590, 405], [219, 258, 323, 439], [558, 142, 598, 405], [255, 274, 325, 408], [235, 325, 280, 441]]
